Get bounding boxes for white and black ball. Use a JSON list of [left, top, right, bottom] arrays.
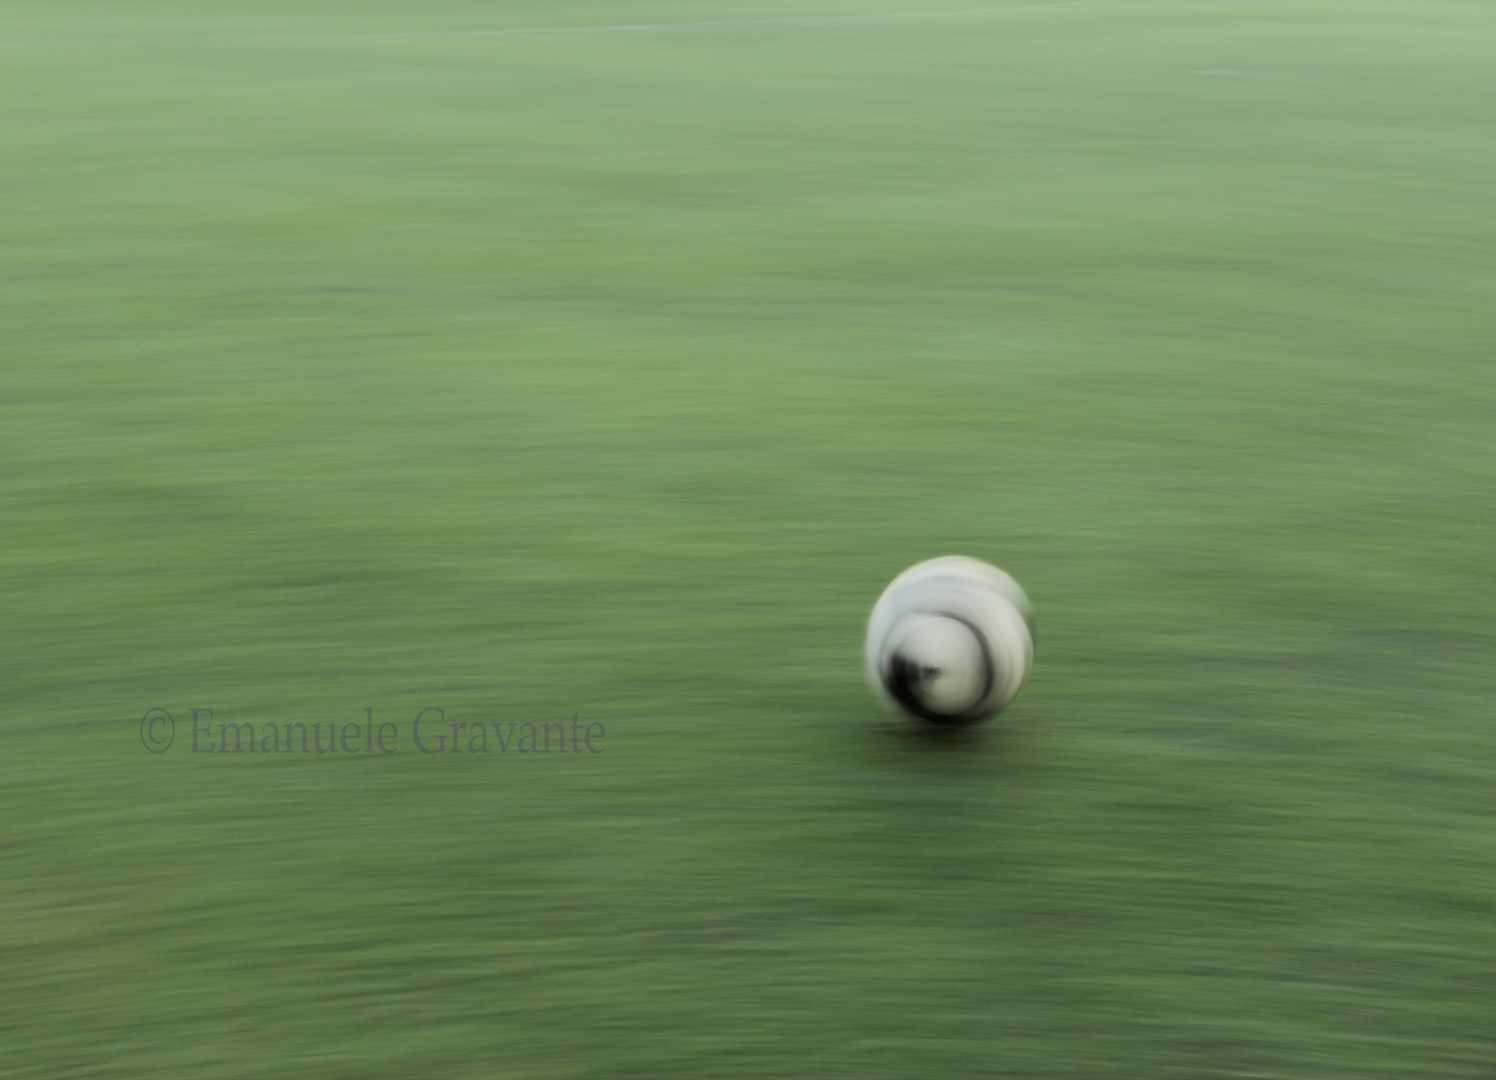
[[865, 556, 1033, 725]]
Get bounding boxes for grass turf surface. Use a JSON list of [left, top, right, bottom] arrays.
[[2, 1, 1494, 1076]]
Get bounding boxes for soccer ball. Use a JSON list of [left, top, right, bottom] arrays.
[[865, 556, 1033, 725]]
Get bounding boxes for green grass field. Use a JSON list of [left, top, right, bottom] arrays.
[[2, 1, 1493, 1076]]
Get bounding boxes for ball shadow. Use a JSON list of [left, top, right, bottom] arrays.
[[874, 714, 1017, 758]]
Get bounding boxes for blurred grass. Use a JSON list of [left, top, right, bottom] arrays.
[[1, 1, 1493, 1076]]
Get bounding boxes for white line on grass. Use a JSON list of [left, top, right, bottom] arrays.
[[1, 1, 1103, 49]]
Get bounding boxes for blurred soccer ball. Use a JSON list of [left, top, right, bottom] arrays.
[[865, 556, 1033, 725]]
